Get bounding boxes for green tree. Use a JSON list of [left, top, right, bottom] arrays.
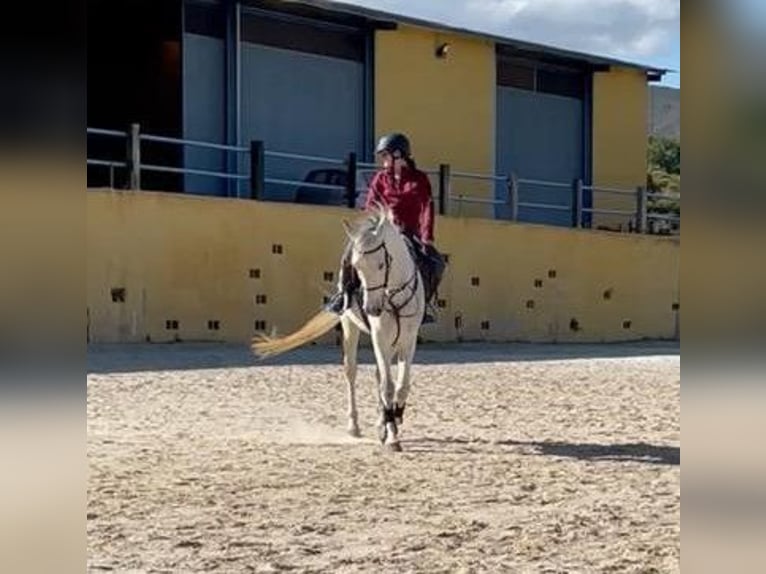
[[648, 136, 680, 175], [647, 136, 680, 229]]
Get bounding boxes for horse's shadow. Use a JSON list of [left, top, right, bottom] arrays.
[[406, 436, 679, 466]]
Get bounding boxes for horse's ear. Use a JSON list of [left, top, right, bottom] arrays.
[[374, 215, 386, 236]]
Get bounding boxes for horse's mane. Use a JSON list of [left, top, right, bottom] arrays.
[[350, 203, 397, 243]]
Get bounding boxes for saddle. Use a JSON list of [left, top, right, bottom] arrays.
[[341, 235, 444, 305], [403, 234, 446, 304]]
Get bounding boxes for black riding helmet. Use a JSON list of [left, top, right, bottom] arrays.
[[375, 132, 411, 159]]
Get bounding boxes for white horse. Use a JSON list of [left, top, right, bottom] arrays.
[[252, 206, 425, 451]]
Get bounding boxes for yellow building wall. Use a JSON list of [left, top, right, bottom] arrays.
[[87, 191, 351, 344], [374, 25, 495, 218], [592, 67, 650, 231], [87, 190, 679, 345]]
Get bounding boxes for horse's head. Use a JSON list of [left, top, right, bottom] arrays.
[[343, 206, 399, 318]]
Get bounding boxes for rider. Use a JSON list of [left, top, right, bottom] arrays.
[[326, 132, 446, 323]]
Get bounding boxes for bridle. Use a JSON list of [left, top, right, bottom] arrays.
[[359, 240, 392, 294], [354, 237, 421, 345]]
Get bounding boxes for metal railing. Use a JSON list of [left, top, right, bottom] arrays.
[[86, 128, 129, 188], [87, 124, 679, 235], [443, 170, 679, 234]]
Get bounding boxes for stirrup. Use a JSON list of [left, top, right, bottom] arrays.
[[422, 302, 437, 324], [325, 291, 346, 314]]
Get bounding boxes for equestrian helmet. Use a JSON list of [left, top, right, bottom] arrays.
[[375, 132, 411, 158]]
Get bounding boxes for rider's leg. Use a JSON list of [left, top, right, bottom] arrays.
[[426, 244, 446, 298], [421, 244, 445, 324], [326, 241, 355, 314]]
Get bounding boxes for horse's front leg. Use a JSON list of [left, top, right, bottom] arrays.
[[371, 327, 400, 451], [393, 340, 417, 427], [374, 364, 385, 433], [341, 317, 361, 438]]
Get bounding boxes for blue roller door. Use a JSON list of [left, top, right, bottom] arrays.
[[495, 59, 590, 226]]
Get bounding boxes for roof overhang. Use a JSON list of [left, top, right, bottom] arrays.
[[243, 0, 669, 80]]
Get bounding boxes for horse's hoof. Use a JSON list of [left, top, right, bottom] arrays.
[[378, 426, 387, 444], [385, 441, 403, 452], [394, 404, 405, 426], [348, 426, 361, 438]]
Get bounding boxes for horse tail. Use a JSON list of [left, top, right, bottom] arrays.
[[251, 310, 341, 358]]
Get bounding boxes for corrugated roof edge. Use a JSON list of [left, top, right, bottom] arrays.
[[281, 0, 668, 77]]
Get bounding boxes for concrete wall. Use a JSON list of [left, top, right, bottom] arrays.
[[374, 25, 495, 218], [87, 190, 679, 345], [592, 67, 650, 231]]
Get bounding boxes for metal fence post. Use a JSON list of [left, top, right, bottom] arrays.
[[128, 123, 141, 190], [573, 178, 583, 228], [250, 140, 264, 199], [345, 151, 358, 208], [636, 186, 647, 233], [438, 163, 450, 215], [508, 172, 519, 221]]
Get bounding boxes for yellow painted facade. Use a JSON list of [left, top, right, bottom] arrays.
[[85, 18, 669, 347], [374, 25, 495, 218], [375, 28, 653, 229], [592, 67, 650, 230], [87, 190, 679, 345]]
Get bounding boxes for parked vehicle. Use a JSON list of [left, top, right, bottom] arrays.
[[294, 168, 374, 208]]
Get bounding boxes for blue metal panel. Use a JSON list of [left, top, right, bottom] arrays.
[[582, 74, 594, 228], [239, 42, 365, 201], [182, 32, 227, 195], [495, 87, 584, 226], [225, 0, 241, 197]]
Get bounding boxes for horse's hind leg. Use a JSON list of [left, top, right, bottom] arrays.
[[342, 317, 361, 438]]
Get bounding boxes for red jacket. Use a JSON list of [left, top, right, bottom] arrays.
[[364, 167, 434, 243]]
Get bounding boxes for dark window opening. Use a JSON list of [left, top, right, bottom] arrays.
[[497, 57, 585, 100], [88, 0, 183, 191], [184, 1, 225, 38], [497, 62, 535, 90], [241, 10, 365, 62], [537, 68, 585, 99]]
